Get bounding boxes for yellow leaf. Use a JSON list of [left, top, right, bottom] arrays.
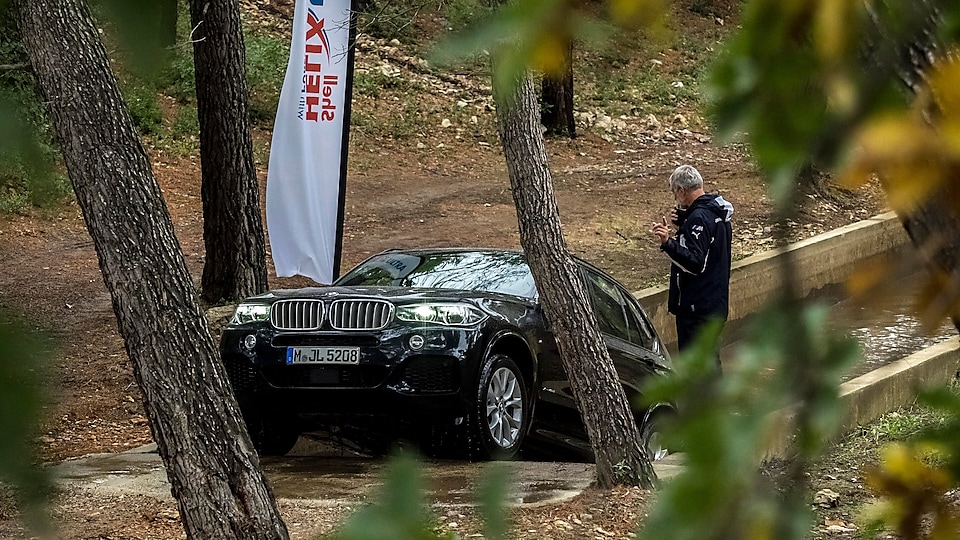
[[929, 59, 960, 153], [844, 258, 891, 298], [879, 444, 926, 487], [844, 113, 946, 213], [915, 270, 960, 334], [814, 0, 858, 63], [530, 32, 569, 77], [609, 0, 668, 31]]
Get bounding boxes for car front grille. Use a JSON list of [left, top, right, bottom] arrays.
[[329, 300, 393, 330], [269, 298, 394, 331], [271, 300, 324, 330]]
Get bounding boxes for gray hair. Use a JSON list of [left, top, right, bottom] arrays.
[[668, 165, 703, 191]]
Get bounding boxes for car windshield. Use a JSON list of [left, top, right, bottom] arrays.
[[335, 251, 538, 298]]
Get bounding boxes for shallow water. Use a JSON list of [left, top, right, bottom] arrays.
[[829, 274, 955, 381], [716, 269, 957, 382]]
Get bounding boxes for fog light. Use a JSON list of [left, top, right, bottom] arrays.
[[408, 335, 425, 350], [243, 334, 257, 350]]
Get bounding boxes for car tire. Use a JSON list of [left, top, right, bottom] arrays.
[[639, 409, 673, 462], [470, 353, 529, 460], [245, 414, 300, 457]]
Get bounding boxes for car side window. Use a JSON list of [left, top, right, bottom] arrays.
[[622, 294, 653, 349], [583, 270, 631, 340]]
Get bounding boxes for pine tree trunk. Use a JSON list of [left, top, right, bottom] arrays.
[[494, 74, 655, 488], [877, 1, 960, 335], [540, 42, 576, 138], [16, 1, 289, 537], [189, 0, 269, 304]]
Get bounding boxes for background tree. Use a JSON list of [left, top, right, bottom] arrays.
[[188, 0, 269, 304], [540, 41, 576, 137], [435, 0, 673, 489], [15, 0, 288, 537], [495, 71, 655, 488]]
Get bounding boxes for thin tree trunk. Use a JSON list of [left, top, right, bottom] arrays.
[[494, 73, 655, 488], [540, 42, 576, 138], [16, 0, 289, 537], [189, 0, 269, 304]]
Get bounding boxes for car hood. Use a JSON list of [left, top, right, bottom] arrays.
[[245, 286, 532, 305]]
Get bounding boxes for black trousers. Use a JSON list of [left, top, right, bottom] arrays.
[[675, 314, 724, 371]]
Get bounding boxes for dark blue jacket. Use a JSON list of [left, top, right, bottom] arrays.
[[660, 193, 734, 319]]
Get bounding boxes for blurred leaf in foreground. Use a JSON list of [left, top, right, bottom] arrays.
[[639, 302, 858, 540], [0, 310, 52, 534], [326, 451, 456, 540]]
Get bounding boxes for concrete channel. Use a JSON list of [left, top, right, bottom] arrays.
[[50, 211, 959, 505]]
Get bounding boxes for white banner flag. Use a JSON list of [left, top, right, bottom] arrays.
[[266, 0, 354, 284]]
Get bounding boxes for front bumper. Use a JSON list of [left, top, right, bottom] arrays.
[[220, 323, 486, 419]]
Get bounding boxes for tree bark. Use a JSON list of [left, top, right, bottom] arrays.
[[540, 42, 576, 138], [189, 0, 269, 304], [870, 0, 960, 335], [16, 0, 289, 538], [494, 73, 655, 488]]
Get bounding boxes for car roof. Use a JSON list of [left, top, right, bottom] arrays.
[[373, 247, 621, 287]]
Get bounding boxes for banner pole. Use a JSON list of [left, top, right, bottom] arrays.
[[332, 0, 357, 281]]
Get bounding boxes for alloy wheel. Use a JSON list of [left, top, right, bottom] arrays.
[[484, 366, 523, 448]]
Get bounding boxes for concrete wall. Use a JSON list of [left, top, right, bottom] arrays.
[[635, 211, 910, 346], [763, 339, 960, 459]]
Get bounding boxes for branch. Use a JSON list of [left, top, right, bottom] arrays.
[[0, 63, 29, 73]]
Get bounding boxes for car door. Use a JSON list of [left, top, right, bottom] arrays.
[[531, 268, 662, 440], [580, 269, 663, 406]]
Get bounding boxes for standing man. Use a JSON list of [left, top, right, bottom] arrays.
[[651, 165, 734, 370]]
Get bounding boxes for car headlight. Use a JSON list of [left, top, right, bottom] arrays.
[[230, 303, 271, 325], [395, 303, 487, 326]]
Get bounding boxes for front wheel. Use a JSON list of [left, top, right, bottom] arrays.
[[471, 354, 529, 460], [639, 409, 674, 462], [244, 414, 300, 456]]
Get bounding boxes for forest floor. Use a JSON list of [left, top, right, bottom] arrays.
[[0, 0, 908, 538]]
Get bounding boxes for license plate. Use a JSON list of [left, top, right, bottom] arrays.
[[286, 346, 360, 365]]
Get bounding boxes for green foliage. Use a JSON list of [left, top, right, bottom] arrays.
[[441, 0, 495, 33], [477, 463, 511, 540], [325, 451, 457, 540], [705, 1, 938, 211], [120, 80, 163, 135], [639, 304, 859, 540], [356, 0, 423, 43], [0, 310, 53, 534], [0, 18, 71, 212], [245, 31, 287, 126], [93, 0, 167, 78], [431, 0, 622, 102]]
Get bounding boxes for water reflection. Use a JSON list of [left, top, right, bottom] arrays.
[[718, 269, 957, 382], [831, 275, 955, 381]]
